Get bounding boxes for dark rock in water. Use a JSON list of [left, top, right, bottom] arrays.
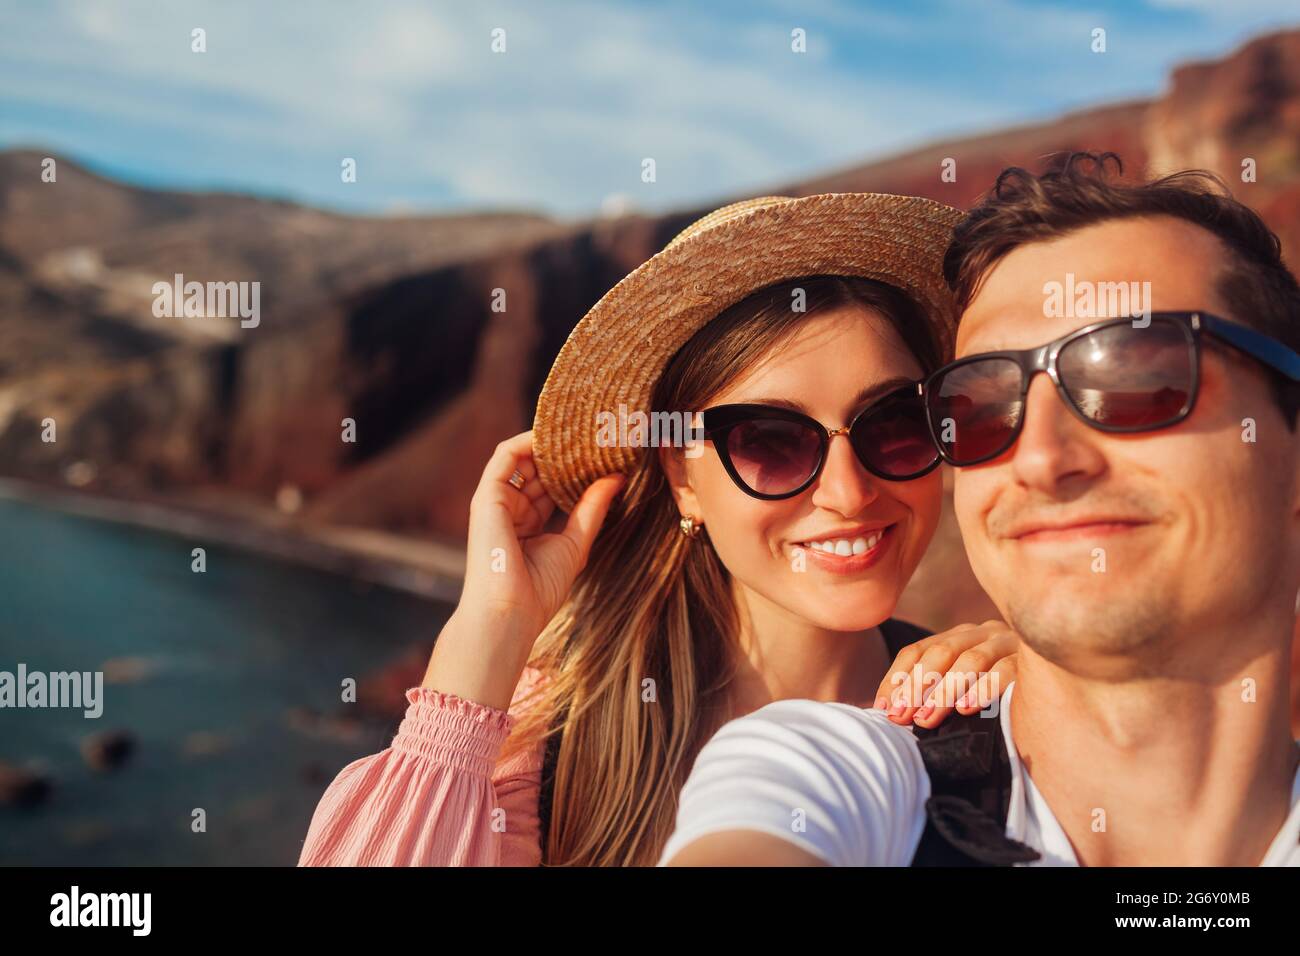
[[81, 730, 136, 771], [300, 762, 330, 787], [0, 762, 53, 808]]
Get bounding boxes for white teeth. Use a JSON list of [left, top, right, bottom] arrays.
[[805, 530, 886, 555]]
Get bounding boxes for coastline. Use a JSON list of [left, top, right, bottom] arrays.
[[0, 476, 466, 605]]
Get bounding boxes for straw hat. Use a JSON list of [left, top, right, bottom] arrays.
[[533, 192, 963, 511]]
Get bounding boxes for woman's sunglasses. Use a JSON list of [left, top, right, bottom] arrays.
[[924, 311, 1300, 467], [692, 384, 939, 500]]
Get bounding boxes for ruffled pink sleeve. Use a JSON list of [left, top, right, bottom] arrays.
[[297, 667, 547, 867]]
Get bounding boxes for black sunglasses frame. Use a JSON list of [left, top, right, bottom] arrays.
[[693, 383, 940, 501], [923, 310, 1300, 468]]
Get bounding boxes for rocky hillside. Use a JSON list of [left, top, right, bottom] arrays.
[[3, 29, 1299, 629]]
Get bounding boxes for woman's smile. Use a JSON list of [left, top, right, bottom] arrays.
[[791, 522, 896, 575]]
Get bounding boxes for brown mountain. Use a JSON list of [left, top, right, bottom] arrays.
[[3, 29, 1300, 630]]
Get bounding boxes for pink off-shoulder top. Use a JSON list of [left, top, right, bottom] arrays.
[[298, 667, 549, 867], [298, 618, 931, 866]]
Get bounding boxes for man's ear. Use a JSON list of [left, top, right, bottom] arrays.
[[658, 443, 701, 519]]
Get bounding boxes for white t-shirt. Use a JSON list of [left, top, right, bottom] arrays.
[[659, 682, 1300, 866]]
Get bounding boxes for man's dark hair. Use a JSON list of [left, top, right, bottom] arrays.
[[943, 151, 1300, 427]]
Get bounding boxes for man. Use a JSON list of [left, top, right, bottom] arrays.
[[659, 153, 1300, 866]]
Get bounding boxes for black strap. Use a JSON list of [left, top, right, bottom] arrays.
[[878, 617, 931, 659], [910, 711, 1040, 866]]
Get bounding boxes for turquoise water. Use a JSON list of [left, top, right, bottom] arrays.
[[0, 498, 451, 865]]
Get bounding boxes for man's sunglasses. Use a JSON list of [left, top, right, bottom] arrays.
[[690, 384, 939, 500], [923, 311, 1300, 467]]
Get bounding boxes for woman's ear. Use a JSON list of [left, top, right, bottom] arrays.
[[658, 442, 701, 518]]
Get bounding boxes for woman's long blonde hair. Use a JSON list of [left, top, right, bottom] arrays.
[[502, 275, 942, 865]]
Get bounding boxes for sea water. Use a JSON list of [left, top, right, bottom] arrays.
[[0, 498, 449, 865]]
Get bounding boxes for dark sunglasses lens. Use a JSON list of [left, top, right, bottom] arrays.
[[725, 418, 822, 496], [851, 391, 938, 478], [1057, 320, 1193, 428], [929, 358, 1024, 464]]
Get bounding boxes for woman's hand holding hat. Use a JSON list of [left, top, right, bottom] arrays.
[[422, 430, 625, 711]]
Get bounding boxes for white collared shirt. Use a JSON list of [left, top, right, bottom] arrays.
[[658, 682, 1300, 866]]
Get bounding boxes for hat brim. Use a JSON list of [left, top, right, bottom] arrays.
[[534, 192, 962, 512]]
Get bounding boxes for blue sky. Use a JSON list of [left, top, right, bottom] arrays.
[[2, 0, 1297, 218]]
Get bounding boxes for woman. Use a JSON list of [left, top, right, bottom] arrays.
[[299, 194, 1018, 866]]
